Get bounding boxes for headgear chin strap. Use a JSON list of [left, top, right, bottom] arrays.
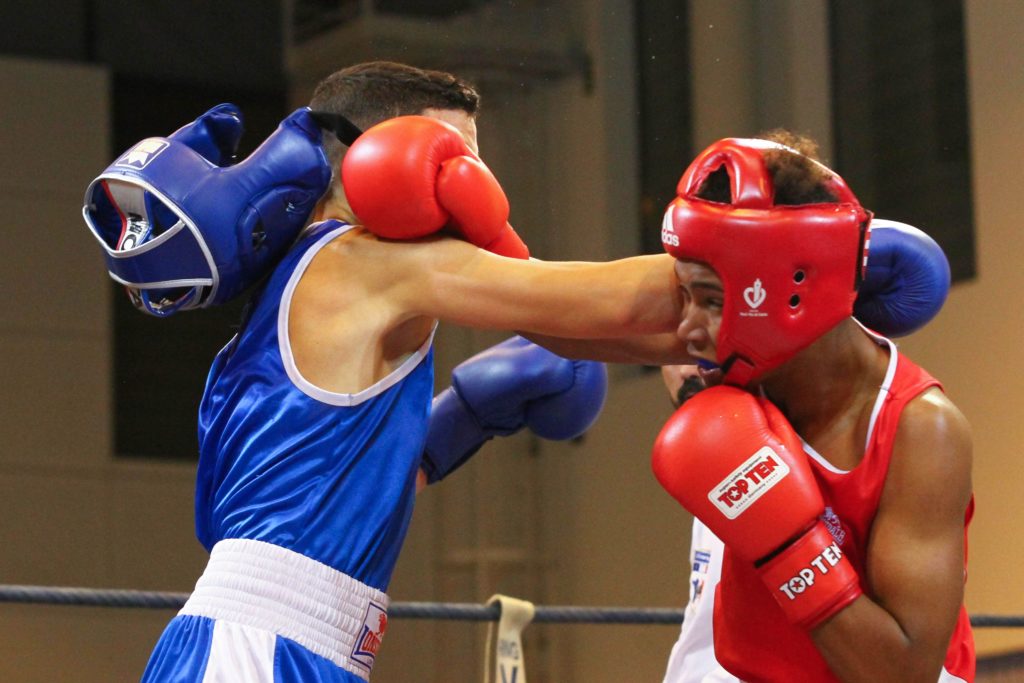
[[82, 106, 355, 316], [661, 138, 872, 386]]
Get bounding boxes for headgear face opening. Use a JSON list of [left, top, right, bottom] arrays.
[[85, 170, 220, 316], [661, 138, 872, 386]]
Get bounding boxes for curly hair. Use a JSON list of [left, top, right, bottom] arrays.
[[696, 129, 838, 206]]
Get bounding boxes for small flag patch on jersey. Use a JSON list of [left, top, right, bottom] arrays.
[[693, 549, 712, 574]]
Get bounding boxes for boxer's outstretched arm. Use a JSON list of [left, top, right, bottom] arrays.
[[389, 235, 688, 361], [519, 332, 690, 365], [810, 389, 973, 683]]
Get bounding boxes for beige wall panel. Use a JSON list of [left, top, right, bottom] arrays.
[[0, 335, 110, 467], [373, 489, 442, 682], [0, 604, 169, 683], [689, 0, 760, 146], [105, 467, 206, 591], [0, 473, 107, 585], [0, 57, 110, 194], [896, 0, 1024, 656], [548, 370, 688, 682], [753, 0, 833, 156], [0, 190, 110, 335]]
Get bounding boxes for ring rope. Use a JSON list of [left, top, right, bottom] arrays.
[[0, 585, 1020, 627]]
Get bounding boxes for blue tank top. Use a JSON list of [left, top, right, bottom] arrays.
[[195, 220, 434, 591]]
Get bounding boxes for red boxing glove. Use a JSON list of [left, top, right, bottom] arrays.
[[652, 386, 862, 629], [341, 115, 529, 259]]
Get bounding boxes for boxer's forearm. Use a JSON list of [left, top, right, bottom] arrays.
[[521, 332, 692, 365], [810, 596, 953, 683]]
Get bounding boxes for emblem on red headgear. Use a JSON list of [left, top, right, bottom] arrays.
[[662, 138, 872, 385]]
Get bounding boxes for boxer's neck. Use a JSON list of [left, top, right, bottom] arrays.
[[758, 320, 887, 441], [312, 186, 358, 225]]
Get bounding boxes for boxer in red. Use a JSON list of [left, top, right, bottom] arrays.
[[652, 132, 974, 683]]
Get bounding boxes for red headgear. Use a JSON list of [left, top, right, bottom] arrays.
[[661, 138, 872, 385]]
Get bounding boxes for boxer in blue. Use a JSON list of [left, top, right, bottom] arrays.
[[85, 61, 689, 682]]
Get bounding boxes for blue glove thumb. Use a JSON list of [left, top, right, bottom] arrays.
[[525, 357, 607, 439], [141, 104, 245, 234], [167, 103, 244, 167], [854, 219, 951, 337]]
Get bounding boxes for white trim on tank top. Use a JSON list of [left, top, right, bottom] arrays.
[[800, 324, 898, 475], [278, 223, 437, 407]]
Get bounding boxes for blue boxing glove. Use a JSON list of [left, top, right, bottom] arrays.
[[854, 219, 951, 337], [422, 337, 608, 484], [83, 107, 332, 315]]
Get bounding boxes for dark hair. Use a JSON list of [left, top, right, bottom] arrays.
[[311, 60, 480, 129], [311, 61, 480, 181], [696, 129, 838, 206], [674, 374, 707, 408]]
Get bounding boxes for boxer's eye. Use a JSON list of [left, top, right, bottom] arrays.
[[692, 288, 723, 312]]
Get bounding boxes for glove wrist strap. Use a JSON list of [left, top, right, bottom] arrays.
[[757, 521, 863, 629], [422, 388, 492, 484]]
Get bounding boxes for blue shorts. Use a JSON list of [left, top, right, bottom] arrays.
[[141, 615, 362, 682], [141, 539, 389, 683]]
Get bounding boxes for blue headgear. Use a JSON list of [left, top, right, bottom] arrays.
[[82, 104, 349, 316]]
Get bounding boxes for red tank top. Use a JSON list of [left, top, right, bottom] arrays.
[[712, 344, 975, 682]]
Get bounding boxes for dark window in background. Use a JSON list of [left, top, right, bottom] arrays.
[[0, 1, 290, 459], [87, 1, 290, 460], [830, 0, 975, 281], [100, 0, 290, 460], [376, 0, 488, 18], [111, 78, 287, 460], [634, 0, 692, 255], [0, 1, 89, 59]]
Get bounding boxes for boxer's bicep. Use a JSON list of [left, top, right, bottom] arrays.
[[867, 390, 972, 644], [812, 390, 972, 682]]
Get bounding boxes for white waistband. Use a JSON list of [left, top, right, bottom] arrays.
[[179, 539, 389, 680]]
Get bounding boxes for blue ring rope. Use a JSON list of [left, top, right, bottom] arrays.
[[0, 585, 1018, 627]]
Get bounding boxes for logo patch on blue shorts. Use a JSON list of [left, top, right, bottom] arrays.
[[351, 601, 388, 670]]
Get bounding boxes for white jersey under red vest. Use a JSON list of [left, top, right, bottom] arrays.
[[662, 519, 738, 683]]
